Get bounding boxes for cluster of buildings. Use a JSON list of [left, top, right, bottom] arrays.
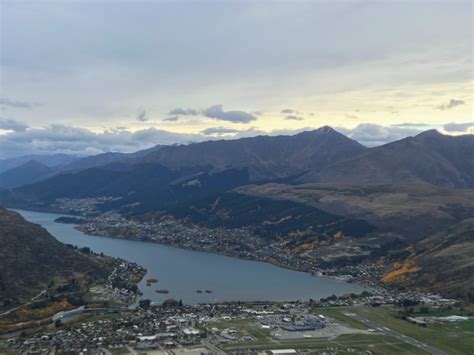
[[87, 260, 145, 305], [54, 196, 121, 215], [1, 301, 312, 353]]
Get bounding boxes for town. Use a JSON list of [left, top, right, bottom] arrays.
[[1, 292, 467, 355]]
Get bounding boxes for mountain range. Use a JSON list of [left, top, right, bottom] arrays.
[[0, 126, 473, 300], [1, 127, 472, 193]]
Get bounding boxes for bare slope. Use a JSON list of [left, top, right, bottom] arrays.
[[237, 182, 474, 240]]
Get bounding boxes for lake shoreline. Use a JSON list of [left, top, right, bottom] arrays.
[[73, 223, 357, 285], [15, 208, 369, 304]]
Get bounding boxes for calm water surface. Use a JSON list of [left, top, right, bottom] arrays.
[[15, 209, 365, 304]]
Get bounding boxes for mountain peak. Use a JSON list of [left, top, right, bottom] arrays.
[[315, 125, 337, 134], [415, 129, 443, 138]]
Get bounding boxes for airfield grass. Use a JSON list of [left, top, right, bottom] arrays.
[[109, 346, 131, 354], [313, 308, 368, 330], [458, 319, 474, 332], [344, 305, 474, 355], [221, 333, 429, 354]]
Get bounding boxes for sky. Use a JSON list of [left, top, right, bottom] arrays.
[[0, 0, 473, 158]]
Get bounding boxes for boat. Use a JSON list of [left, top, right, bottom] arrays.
[[196, 290, 202, 293], [205, 290, 212, 294], [156, 289, 169, 294], [146, 278, 158, 283]]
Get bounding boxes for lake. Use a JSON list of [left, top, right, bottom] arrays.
[[15, 209, 366, 304]]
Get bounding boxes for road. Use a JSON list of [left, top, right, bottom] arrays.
[[343, 312, 447, 355]]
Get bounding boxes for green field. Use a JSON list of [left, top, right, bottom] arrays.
[[342, 305, 474, 355], [458, 319, 474, 332], [221, 333, 429, 354]]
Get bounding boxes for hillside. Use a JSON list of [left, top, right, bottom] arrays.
[[171, 192, 374, 242], [142, 126, 366, 181], [237, 182, 474, 240], [300, 130, 474, 188], [54, 144, 163, 174], [0, 160, 52, 189], [0, 154, 77, 174], [5, 162, 250, 215], [0, 208, 112, 310], [0, 127, 365, 212], [382, 219, 474, 302]]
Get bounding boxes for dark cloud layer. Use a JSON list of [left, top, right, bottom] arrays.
[[284, 115, 304, 121], [0, 125, 204, 159], [202, 105, 257, 123], [168, 108, 199, 116], [168, 105, 257, 123], [201, 127, 240, 135], [0, 118, 29, 132], [443, 121, 473, 133]]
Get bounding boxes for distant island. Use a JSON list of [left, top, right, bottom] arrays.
[[54, 216, 87, 224]]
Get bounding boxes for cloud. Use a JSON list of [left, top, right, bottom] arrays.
[[168, 107, 199, 116], [163, 116, 179, 122], [0, 124, 206, 159], [281, 109, 302, 115], [201, 105, 257, 123], [168, 105, 257, 123], [284, 115, 304, 121], [391, 123, 430, 127], [335, 123, 426, 147], [345, 114, 359, 119], [0, 118, 29, 132], [201, 127, 240, 135], [436, 99, 465, 110], [136, 109, 148, 122], [0, 97, 36, 109], [443, 121, 474, 133]]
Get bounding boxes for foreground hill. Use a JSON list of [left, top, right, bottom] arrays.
[[0, 208, 112, 309], [301, 130, 474, 188]]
